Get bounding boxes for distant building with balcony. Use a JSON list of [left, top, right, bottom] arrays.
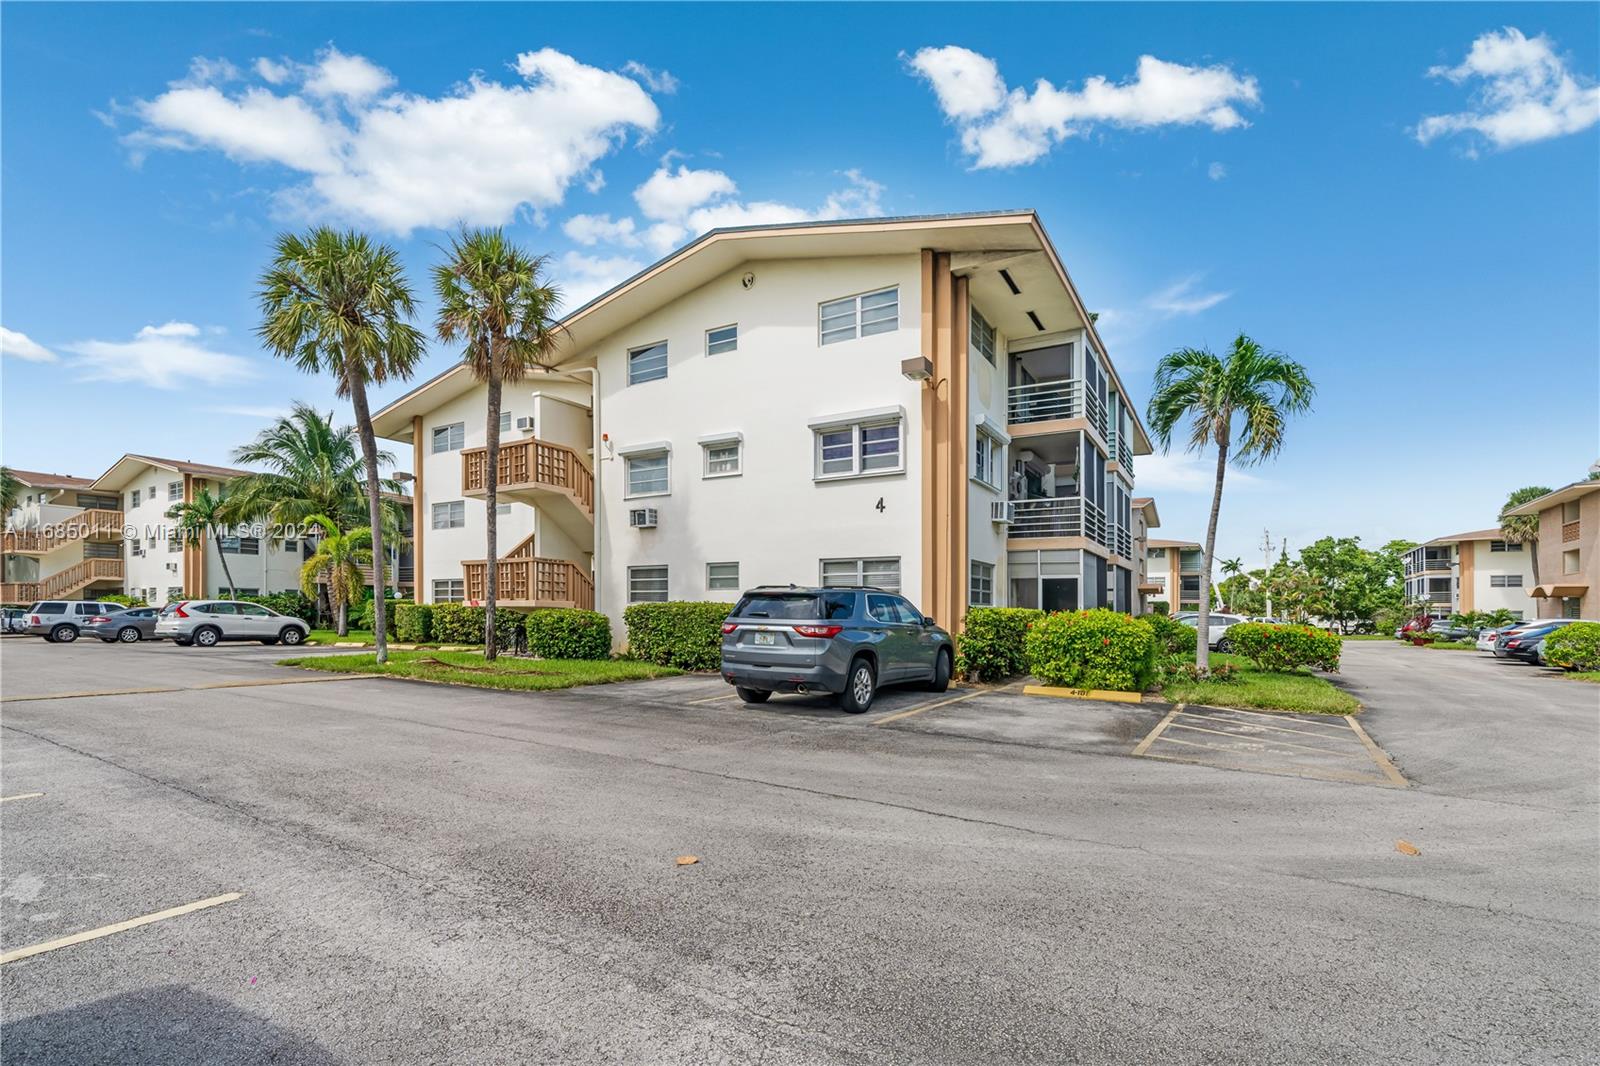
[[1403, 528, 1536, 620], [1502, 479, 1599, 619], [1144, 538, 1204, 612]]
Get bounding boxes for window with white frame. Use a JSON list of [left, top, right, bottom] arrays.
[[499, 411, 512, 433], [1489, 540, 1523, 552], [629, 565, 669, 602], [814, 418, 902, 479], [169, 481, 183, 500], [149, 484, 158, 501], [973, 428, 1001, 488], [131, 489, 141, 508], [432, 423, 464, 453], [970, 307, 997, 365], [625, 452, 670, 496], [819, 287, 898, 345], [1490, 574, 1524, 587], [432, 578, 464, 603], [707, 562, 740, 590], [431, 500, 465, 529], [703, 439, 741, 478], [706, 324, 737, 355], [821, 557, 901, 592], [628, 341, 668, 385], [970, 560, 995, 605]]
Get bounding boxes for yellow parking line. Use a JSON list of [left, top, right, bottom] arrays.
[[1345, 716, 1409, 788], [1190, 705, 1351, 730], [1130, 704, 1183, 756], [0, 792, 45, 803], [0, 892, 243, 965], [1141, 751, 1403, 788], [875, 685, 1007, 726], [1178, 710, 1354, 743], [1166, 721, 1368, 759], [2, 675, 375, 703]]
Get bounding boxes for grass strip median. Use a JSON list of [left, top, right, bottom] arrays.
[[279, 650, 682, 692], [1158, 653, 1359, 716]]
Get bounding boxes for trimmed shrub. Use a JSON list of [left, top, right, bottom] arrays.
[[395, 603, 434, 643], [237, 591, 316, 624], [624, 601, 731, 671], [525, 609, 612, 661], [1543, 622, 1600, 671], [959, 607, 1044, 681], [1024, 609, 1158, 693], [1151, 600, 1170, 616], [429, 602, 523, 647], [1145, 612, 1198, 658], [355, 597, 404, 637], [1228, 622, 1343, 672], [102, 593, 148, 607]]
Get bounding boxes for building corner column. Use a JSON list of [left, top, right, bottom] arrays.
[[412, 415, 426, 604]]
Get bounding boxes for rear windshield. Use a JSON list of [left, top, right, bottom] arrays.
[[733, 592, 854, 620]]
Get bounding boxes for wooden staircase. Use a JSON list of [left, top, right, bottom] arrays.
[[1, 558, 123, 603], [462, 535, 593, 610], [3, 509, 125, 554]]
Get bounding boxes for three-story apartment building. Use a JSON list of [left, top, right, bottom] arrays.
[[1403, 528, 1536, 620], [1503, 479, 1598, 619], [371, 211, 1153, 636], [2, 469, 122, 603], [1144, 538, 1204, 612]]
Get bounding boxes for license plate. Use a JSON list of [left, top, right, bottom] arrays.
[[753, 632, 776, 646]]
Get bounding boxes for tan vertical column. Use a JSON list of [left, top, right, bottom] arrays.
[[950, 274, 970, 631], [1458, 541, 1474, 613], [919, 250, 969, 630], [181, 474, 200, 596], [932, 252, 954, 629], [920, 250, 937, 614], [412, 416, 426, 604]]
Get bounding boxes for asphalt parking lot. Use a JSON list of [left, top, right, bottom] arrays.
[[2, 635, 1596, 1064]]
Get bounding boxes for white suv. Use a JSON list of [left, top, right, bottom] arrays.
[[155, 600, 309, 648], [25, 600, 128, 643]]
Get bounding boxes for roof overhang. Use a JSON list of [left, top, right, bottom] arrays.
[[88, 454, 248, 493], [1503, 480, 1600, 518], [1529, 582, 1589, 598], [1133, 497, 1160, 527]]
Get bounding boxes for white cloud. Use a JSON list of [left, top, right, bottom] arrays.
[[621, 61, 678, 95], [1207, 161, 1227, 180], [563, 213, 640, 247], [0, 327, 56, 363], [64, 322, 259, 389], [908, 45, 1260, 168], [559, 251, 647, 309], [634, 164, 738, 222], [1417, 27, 1600, 151], [1148, 274, 1231, 316], [1135, 452, 1266, 493], [204, 403, 293, 419], [121, 47, 662, 233]]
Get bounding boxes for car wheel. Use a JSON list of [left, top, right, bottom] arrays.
[[118, 627, 142, 643], [1216, 637, 1233, 654], [925, 648, 952, 693], [279, 626, 305, 647], [50, 624, 78, 644], [735, 686, 770, 704], [839, 657, 876, 714], [193, 626, 221, 648]]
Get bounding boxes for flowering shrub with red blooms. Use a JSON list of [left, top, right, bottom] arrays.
[[958, 607, 1046, 681], [1024, 609, 1158, 692], [1227, 623, 1343, 672]]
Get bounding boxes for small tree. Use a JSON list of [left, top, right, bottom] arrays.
[[167, 488, 241, 599], [299, 516, 376, 637]]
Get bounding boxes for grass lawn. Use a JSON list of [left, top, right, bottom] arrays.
[[1422, 640, 1477, 651], [1563, 671, 1600, 684], [307, 628, 377, 645], [1158, 653, 1360, 715], [280, 649, 681, 691]]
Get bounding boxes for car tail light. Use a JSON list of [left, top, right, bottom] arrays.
[[173, 603, 190, 618], [793, 624, 843, 639], [721, 623, 738, 634], [1506, 639, 1521, 648], [90, 616, 110, 623], [28, 615, 39, 625]]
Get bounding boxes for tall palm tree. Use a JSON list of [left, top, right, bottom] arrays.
[[1218, 557, 1242, 611], [1146, 333, 1315, 668], [167, 487, 242, 599], [0, 466, 20, 520], [257, 228, 424, 664], [298, 516, 375, 637], [1500, 485, 1553, 587], [433, 228, 561, 660]]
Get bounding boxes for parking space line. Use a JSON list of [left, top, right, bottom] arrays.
[[1130, 704, 1183, 756], [1345, 716, 1409, 788], [874, 685, 1005, 726], [686, 693, 738, 705], [0, 892, 243, 965], [1166, 721, 1368, 759], [0, 792, 45, 803], [1189, 705, 1352, 731], [1140, 751, 1403, 788], [1176, 711, 1357, 745], [2, 675, 377, 703]]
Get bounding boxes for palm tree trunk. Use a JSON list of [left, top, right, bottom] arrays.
[[484, 368, 501, 661], [212, 524, 239, 599], [1197, 434, 1231, 671], [336, 599, 348, 637], [316, 583, 332, 628], [347, 372, 390, 665]]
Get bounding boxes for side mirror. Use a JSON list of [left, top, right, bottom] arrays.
[[922, 616, 936, 627]]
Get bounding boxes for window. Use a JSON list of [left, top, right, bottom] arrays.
[[820, 557, 900, 592], [283, 538, 298, 552], [149, 485, 158, 501], [814, 418, 902, 479], [628, 341, 668, 385], [131, 489, 141, 508], [970, 560, 995, 606], [1562, 500, 1581, 523], [1562, 597, 1581, 619], [168, 533, 182, 552], [629, 565, 669, 602], [819, 287, 898, 345], [219, 536, 259, 554], [499, 411, 512, 433], [703, 440, 741, 478], [166, 586, 184, 601], [432, 579, 464, 603], [431, 423, 464, 453], [169, 482, 182, 500], [625, 452, 670, 497], [1564, 549, 1581, 574], [707, 562, 740, 590], [973, 429, 1000, 488], [970, 307, 997, 365], [1490, 540, 1522, 552], [706, 324, 737, 355], [1490, 574, 1524, 588], [431, 501, 465, 529], [496, 502, 512, 515], [1149, 547, 1167, 560], [234, 590, 262, 600]]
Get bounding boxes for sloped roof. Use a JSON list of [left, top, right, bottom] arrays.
[[6, 469, 93, 490], [90, 454, 253, 492]]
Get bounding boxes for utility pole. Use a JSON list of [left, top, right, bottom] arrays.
[[1261, 528, 1276, 619]]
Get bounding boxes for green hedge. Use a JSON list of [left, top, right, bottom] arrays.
[[102, 593, 148, 607], [1145, 612, 1197, 658], [237, 591, 316, 624], [1025, 609, 1158, 692], [624, 601, 731, 671], [1543, 622, 1600, 671], [525, 608, 612, 661], [429, 602, 523, 646], [394, 603, 434, 643], [1227, 623, 1343, 672], [355, 597, 404, 637], [958, 607, 1044, 681]]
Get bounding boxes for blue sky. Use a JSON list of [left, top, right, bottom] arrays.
[[3, 3, 1596, 567]]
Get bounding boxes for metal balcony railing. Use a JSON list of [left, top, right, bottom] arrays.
[[1009, 498, 1082, 538], [1007, 378, 1082, 425]]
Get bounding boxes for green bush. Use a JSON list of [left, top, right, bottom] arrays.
[[1024, 609, 1158, 692], [430, 603, 524, 646], [1145, 612, 1198, 657], [237, 591, 316, 624], [624, 601, 731, 671], [1543, 622, 1600, 671], [1227, 622, 1343, 672], [394, 603, 434, 643], [355, 597, 404, 637], [958, 607, 1044, 681], [102, 593, 148, 607], [1151, 600, 1170, 616], [525, 609, 612, 660]]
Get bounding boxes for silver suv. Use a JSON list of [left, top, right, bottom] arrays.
[[720, 586, 954, 713], [155, 600, 310, 648], [25, 600, 129, 643]]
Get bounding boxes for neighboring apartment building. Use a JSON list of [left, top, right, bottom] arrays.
[[371, 211, 1153, 635], [1144, 538, 1204, 612], [1403, 528, 1537, 620], [2, 469, 120, 603], [1503, 479, 1599, 619], [1131, 497, 1161, 613]]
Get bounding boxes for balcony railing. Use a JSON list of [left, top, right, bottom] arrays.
[[6, 558, 125, 602], [2, 509, 125, 554], [1, 582, 40, 603], [1085, 388, 1108, 440], [1007, 378, 1082, 425], [1405, 557, 1452, 576], [1008, 497, 1109, 546], [462, 557, 594, 610], [1106, 431, 1131, 472], [462, 438, 593, 516], [1113, 526, 1132, 559]]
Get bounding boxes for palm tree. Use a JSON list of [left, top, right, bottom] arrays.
[[257, 228, 424, 664], [0, 466, 19, 520], [433, 228, 561, 660], [1500, 485, 1552, 587], [167, 487, 242, 599], [299, 516, 375, 637], [1218, 557, 1242, 611], [1146, 333, 1315, 667]]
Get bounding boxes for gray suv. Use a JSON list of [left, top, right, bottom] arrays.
[[24, 600, 128, 643], [720, 586, 954, 712]]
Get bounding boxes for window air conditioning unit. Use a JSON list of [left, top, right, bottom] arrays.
[[990, 500, 1015, 524], [629, 507, 659, 529], [166, 563, 180, 573], [131, 548, 145, 557], [515, 416, 536, 433]]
